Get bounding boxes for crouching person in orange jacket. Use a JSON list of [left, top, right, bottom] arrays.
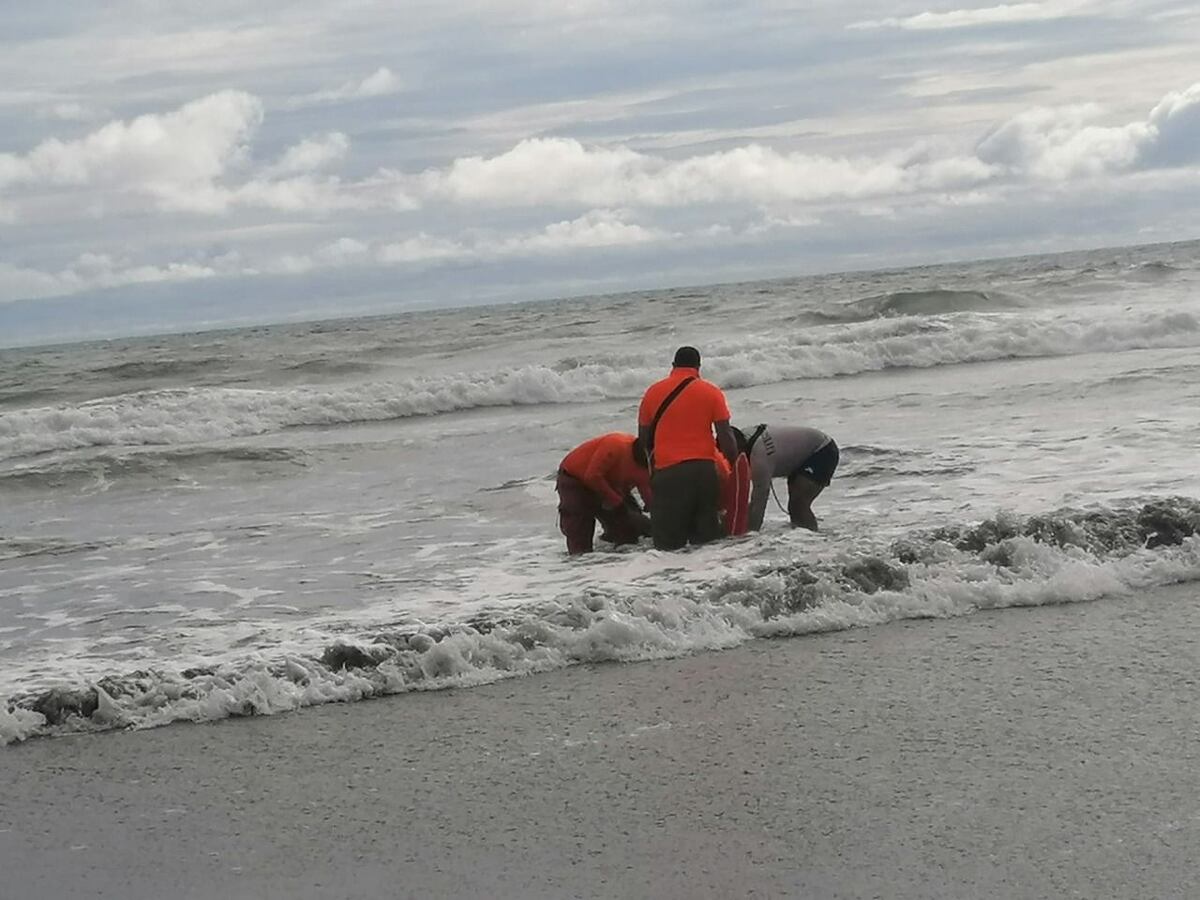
[[556, 433, 653, 555]]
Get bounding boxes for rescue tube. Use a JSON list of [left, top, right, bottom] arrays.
[[722, 452, 751, 536]]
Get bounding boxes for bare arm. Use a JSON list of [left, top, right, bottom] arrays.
[[714, 419, 737, 464], [746, 450, 772, 531], [638, 424, 653, 464]]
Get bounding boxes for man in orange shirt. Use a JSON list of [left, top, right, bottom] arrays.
[[637, 346, 738, 550], [556, 432, 653, 555]]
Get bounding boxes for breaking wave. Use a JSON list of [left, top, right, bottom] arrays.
[[812, 289, 1026, 322], [4, 497, 1200, 746], [2, 306, 1197, 462]]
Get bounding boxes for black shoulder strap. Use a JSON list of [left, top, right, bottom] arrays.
[[745, 424, 768, 454], [646, 376, 696, 460]]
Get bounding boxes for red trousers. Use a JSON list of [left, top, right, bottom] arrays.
[[556, 471, 649, 555]]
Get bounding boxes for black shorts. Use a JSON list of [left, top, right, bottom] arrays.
[[789, 438, 839, 488]]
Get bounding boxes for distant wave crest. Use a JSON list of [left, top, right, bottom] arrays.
[[812, 288, 1025, 322], [1, 307, 1198, 462]]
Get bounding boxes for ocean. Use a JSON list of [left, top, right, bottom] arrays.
[[3, 239, 1200, 746]]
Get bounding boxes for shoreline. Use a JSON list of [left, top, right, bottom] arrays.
[[3, 583, 1199, 899]]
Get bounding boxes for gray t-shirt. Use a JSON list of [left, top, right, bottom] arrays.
[[745, 425, 831, 530]]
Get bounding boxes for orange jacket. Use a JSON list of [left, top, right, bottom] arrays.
[[637, 367, 731, 470], [560, 433, 652, 508]]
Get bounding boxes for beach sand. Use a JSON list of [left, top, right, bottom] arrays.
[[3, 583, 1199, 900]]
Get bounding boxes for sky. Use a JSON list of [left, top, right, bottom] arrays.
[[1, 0, 1199, 344]]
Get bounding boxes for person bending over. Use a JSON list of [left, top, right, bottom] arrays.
[[736, 424, 840, 532], [556, 432, 653, 555]]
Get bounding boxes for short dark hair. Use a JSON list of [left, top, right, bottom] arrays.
[[672, 346, 701, 368]]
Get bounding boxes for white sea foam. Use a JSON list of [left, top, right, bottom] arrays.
[[1, 307, 1196, 461], [5, 525, 1198, 746], [0, 704, 42, 745]]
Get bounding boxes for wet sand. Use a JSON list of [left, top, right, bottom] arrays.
[[3, 583, 1199, 900]]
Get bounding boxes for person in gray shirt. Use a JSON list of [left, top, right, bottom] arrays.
[[735, 424, 840, 532]]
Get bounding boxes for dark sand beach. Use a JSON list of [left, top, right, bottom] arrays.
[[3, 583, 1199, 900]]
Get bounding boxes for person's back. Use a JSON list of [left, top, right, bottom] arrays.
[[757, 426, 830, 478], [744, 424, 838, 531], [637, 346, 737, 550], [640, 375, 726, 471], [560, 432, 651, 507], [555, 432, 652, 554]]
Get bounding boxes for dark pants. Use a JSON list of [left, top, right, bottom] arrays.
[[556, 472, 649, 555], [649, 459, 722, 551]]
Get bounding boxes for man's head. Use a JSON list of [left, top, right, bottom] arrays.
[[672, 346, 701, 369]]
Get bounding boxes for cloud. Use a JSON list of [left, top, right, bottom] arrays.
[[36, 101, 100, 122], [977, 81, 1200, 177], [0, 90, 263, 212], [249, 210, 669, 276], [5, 80, 1199, 235], [355, 67, 402, 98], [287, 67, 403, 108], [490, 209, 668, 254], [376, 234, 467, 265], [0, 253, 217, 303], [851, 0, 1090, 30], [230, 176, 365, 213], [0, 94, 394, 217], [318, 237, 370, 263], [262, 133, 350, 177], [6, 79, 1200, 313], [418, 136, 997, 209], [976, 104, 1147, 178], [1142, 82, 1200, 168]]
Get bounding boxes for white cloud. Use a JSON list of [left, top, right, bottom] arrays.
[[976, 104, 1147, 178], [376, 234, 467, 265], [426, 138, 642, 206], [241, 211, 669, 276], [490, 209, 667, 254], [36, 101, 99, 122], [231, 176, 363, 213], [852, 0, 1090, 30], [1142, 82, 1200, 167], [0, 95, 392, 217], [976, 81, 1200, 178], [0, 253, 217, 303], [263, 132, 350, 177], [288, 67, 403, 107], [318, 237, 370, 263], [419, 136, 997, 209], [356, 67, 402, 97], [0, 90, 263, 212], [6, 80, 1200, 239]]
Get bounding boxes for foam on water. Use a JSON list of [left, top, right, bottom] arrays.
[[4, 499, 1199, 746]]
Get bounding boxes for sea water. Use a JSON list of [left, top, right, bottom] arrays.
[[3, 240, 1200, 744]]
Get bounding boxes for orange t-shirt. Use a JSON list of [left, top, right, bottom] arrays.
[[637, 367, 731, 470], [560, 433, 652, 508]]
